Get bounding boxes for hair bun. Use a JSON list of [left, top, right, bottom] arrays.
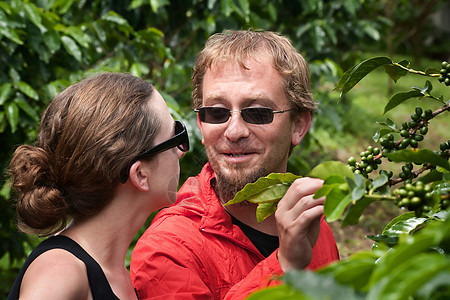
[[9, 145, 68, 235]]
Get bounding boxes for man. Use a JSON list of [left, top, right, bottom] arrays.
[[131, 30, 339, 299]]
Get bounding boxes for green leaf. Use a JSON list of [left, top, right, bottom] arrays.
[[383, 216, 427, 236], [315, 175, 347, 199], [377, 118, 397, 130], [61, 35, 82, 62], [425, 67, 440, 75], [367, 253, 450, 300], [129, 0, 146, 9], [369, 231, 439, 288], [0, 83, 12, 105], [15, 98, 39, 121], [101, 11, 133, 36], [383, 63, 408, 83], [370, 214, 427, 247], [342, 197, 376, 227], [247, 284, 309, 299], [54, 0, 76, 14], [336, 57, 393, 97], [307, 161, 354, 180], [256, 202, 278, 223], [371, 174, 388, 190], [150, 0, 169, 13], [223, 173, 301, 222], [24, 2, 47, 33], [0, 112, 6, 133], [284, 270, 365, 300], [246, 184, 290, 204], [220, 0, 234, 17], [384, 149, 450, 171], [93, 22, 106, 42], [237, 0, 250, 21], [223, 173, 300, 206], [320, 256, 376, 290], [0, 2, 12, 14], [351, 174, 366, 201], [415, 272, 450, 299], [267, 3, 277, 22], [342, 0, 357, 16], [5, 102, 19, 133], [381, 212, 417, 233], [366, 234, 399, 248], [66, 26, 91, 48], [42, 28, 61, 54], [16, 81, 39, 100], [413, 80, 433, 94], [0, 27, 23, 45], [266, 172, 302, 183], [372, 128, 394, 142], [325, 190, 352, 222], [362, 23, 380, 41]]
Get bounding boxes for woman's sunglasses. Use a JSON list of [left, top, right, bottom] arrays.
[[119, 120, 189, 183], [195, 106, 298, 125]]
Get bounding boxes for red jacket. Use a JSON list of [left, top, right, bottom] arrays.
[[130, 163, 339, 299]]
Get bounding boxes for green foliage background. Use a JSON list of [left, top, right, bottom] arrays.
[[1, 0, 448, 297]]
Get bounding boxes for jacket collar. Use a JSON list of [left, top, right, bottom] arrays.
[[176, 163, 262, 254]]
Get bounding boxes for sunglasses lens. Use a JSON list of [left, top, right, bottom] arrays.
[[175, 121, 189, 152], [199, 107, 230, 124], [241, 107, 274, 124]]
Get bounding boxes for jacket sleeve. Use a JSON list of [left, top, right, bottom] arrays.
[[131, 232, 214, 300]]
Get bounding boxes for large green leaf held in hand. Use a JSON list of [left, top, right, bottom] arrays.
[[223, 173, 301, 223]]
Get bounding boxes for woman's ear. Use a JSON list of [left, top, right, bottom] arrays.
[[291, 112, 312, 146], [128, 161, 150, 191]]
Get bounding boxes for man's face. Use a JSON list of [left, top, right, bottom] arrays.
[[197, 52, 310, 202]]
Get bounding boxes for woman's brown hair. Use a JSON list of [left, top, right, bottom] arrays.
[[8, 73, 161, 236]]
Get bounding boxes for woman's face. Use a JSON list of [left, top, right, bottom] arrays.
[[143, 90, 185, 207]]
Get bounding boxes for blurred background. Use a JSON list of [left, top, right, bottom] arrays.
[[1, 0, 449, 296]]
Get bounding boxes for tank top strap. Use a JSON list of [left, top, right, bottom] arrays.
[[7, 235, 119, 300]]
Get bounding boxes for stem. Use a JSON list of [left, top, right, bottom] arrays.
[[389, 163, 435, 186], [364, 194, 396, 201], [394, 62, 440, 77]]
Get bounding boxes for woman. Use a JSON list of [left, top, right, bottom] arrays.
[[7, 72, 189, 299]]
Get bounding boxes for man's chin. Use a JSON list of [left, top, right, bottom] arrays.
[[214, 165, 267, 202]]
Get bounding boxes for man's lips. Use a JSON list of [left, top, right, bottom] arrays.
[[224, 153, 251, 157]]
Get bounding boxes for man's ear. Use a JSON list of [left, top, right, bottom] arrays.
[[292, 112, 312, 146], [196, 113, 206, 145], [128, 161, 150, 192]]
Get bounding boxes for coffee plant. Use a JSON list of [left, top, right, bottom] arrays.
[[240, 57, 449, 299]]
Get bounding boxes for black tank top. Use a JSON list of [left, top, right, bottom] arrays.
[[7, 235, 120, 300]]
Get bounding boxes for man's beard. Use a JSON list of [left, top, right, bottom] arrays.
[[213, 165, 268, 204]]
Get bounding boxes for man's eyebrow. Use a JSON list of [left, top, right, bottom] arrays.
[[203, 93, 277, 106]]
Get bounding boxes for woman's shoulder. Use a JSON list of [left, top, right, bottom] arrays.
[[19, 248, 91, 300]]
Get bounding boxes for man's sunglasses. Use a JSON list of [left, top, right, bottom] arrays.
[[119, 120, 189, 184], [195, 106, 298, 125]]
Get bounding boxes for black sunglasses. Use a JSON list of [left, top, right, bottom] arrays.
[[195, 106, 298, 125], [119, 120, 189, 184]]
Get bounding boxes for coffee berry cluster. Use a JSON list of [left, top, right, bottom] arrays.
[[439, 139, 450, 157], [393, 181, 433, 217], [347, 146, 383, 177], [380, 106, 431, 152], [438, 61, 450, 86]]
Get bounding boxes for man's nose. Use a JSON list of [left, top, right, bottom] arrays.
[[224, 111, 250, 141]]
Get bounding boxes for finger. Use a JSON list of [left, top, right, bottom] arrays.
[[276, 195, 324, 222], [278, 177, 324, 210]]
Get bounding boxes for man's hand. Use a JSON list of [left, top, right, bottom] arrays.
[[275, 177, 324, 272]]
